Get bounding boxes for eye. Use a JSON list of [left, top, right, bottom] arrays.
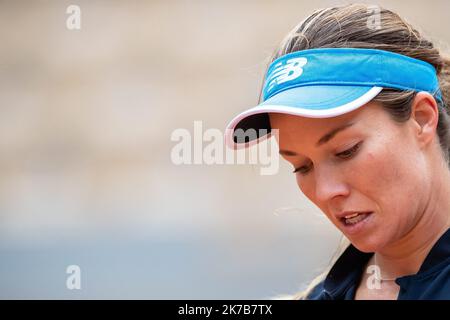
[[292, 162, 313, 175], [335, 142, 362, 159], [292, 142, 362, 175]]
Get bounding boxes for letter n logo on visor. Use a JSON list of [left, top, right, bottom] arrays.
[[266, 57, 308, 93]]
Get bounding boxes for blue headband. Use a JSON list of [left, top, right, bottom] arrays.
[[226, 48, 442, 149]]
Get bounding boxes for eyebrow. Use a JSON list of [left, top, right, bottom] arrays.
[[278, 122, 355, 156]]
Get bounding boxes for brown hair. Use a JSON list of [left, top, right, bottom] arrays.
[[262, 4, 450, 299], [261, 3, 450, 164]]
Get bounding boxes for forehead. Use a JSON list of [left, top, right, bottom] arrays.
[[269, 101, 382, 134], [268, 102, 385, 149]]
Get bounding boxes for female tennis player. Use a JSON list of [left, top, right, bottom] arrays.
[[225, 4, 450, 300]]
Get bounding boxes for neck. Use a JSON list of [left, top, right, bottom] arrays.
[[374, 161, 450, 278]]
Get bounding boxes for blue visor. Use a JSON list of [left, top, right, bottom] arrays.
[[226, 48, 442, 148]]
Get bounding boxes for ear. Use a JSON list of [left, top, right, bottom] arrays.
[[410, 92, 439, 147]]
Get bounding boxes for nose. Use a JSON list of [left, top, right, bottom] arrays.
[[314, 164, 350, 204]]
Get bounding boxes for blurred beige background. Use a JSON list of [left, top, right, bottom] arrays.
[[0, 0, 449, 298]]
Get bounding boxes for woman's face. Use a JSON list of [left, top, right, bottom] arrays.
[[269, 102, 430, 252]]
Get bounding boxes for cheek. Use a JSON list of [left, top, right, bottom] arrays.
[[295, 141, 423, 217], [295, 175, 328, 214], [295, 175, 312, 199], [352, 142, 424, 219]]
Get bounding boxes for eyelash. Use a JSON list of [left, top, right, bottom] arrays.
[[292, 142, 362, 175]]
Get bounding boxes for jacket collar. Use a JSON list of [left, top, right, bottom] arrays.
[[417, 228, 450, 273], [323, 228, 450, 298]]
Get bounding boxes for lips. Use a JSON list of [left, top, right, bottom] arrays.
[[342, 212, 370, 225], [336, 211, 374, 234]]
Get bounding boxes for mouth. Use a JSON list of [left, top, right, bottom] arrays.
[[338, 211, 373, 234]]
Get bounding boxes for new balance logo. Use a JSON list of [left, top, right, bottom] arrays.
[[265, 57, 308, 93]]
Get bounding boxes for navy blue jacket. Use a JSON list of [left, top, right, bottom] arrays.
[[308, 228, 450, 299]]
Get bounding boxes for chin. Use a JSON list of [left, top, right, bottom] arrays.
[[350, 240, 379, 253], [337, 212, 390, 253], [345, 232, 387, 253]]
